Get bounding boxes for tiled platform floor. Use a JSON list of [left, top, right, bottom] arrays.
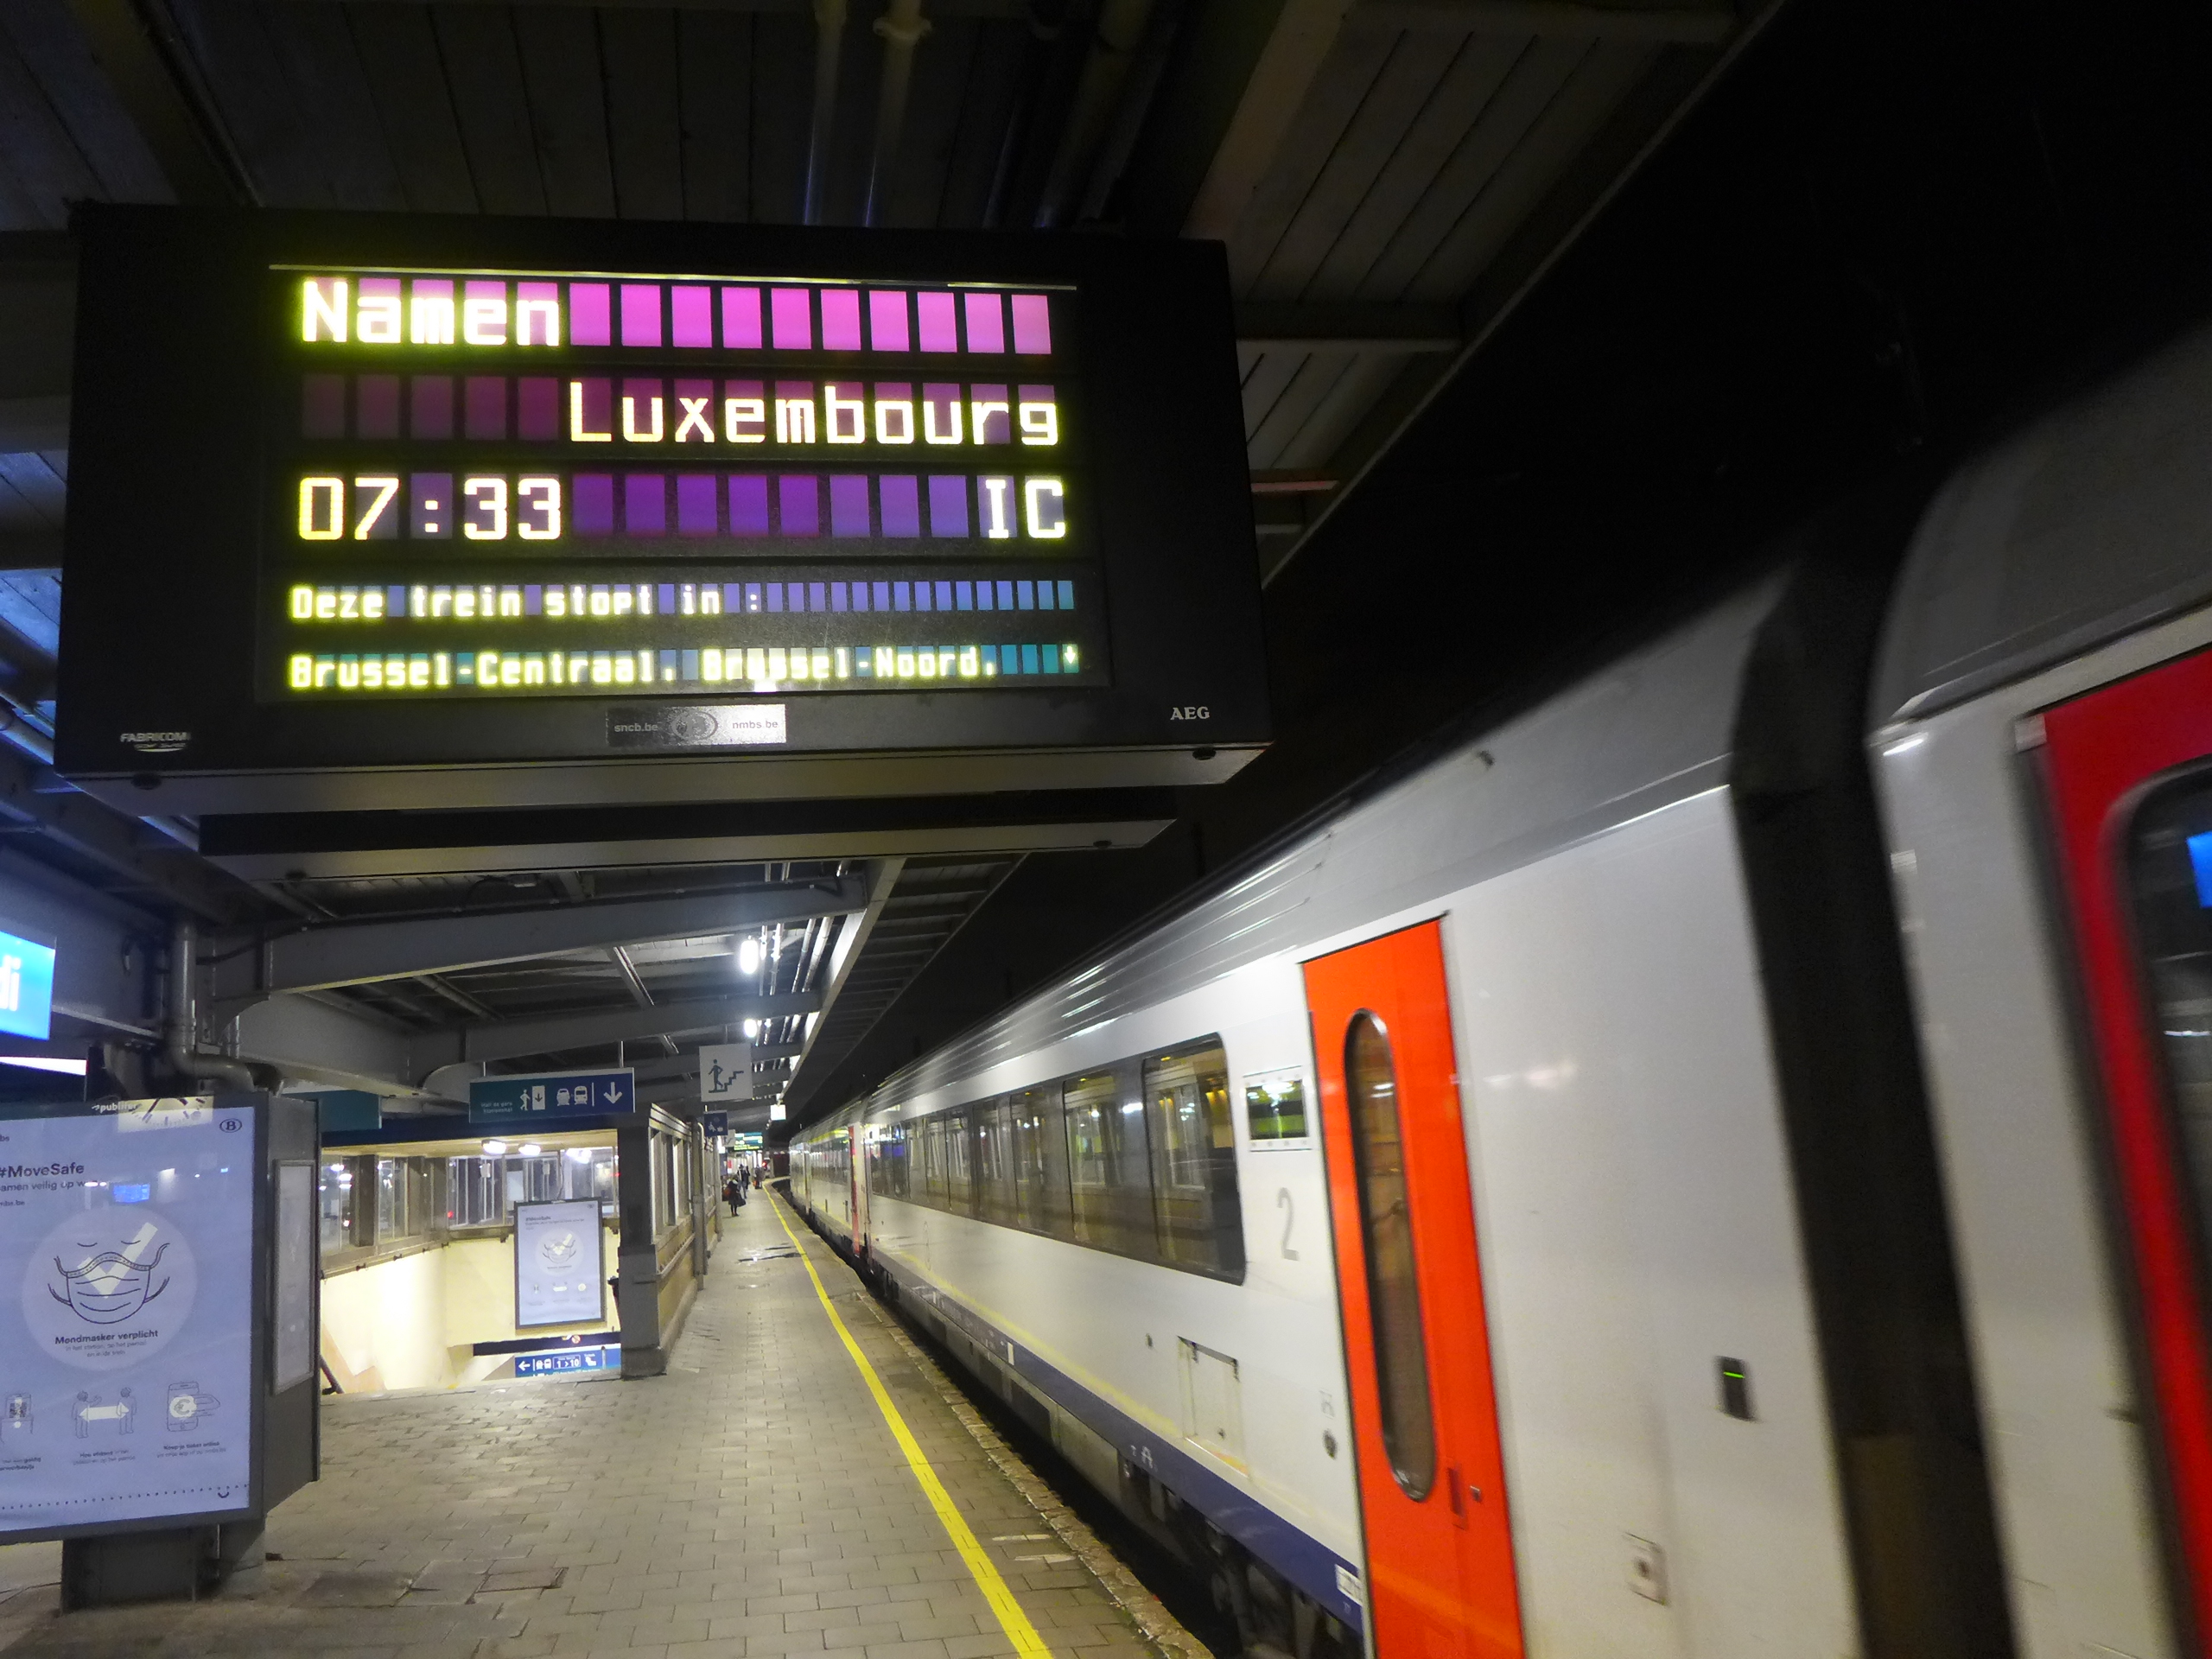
[[0, 1193, 1162, 1659]]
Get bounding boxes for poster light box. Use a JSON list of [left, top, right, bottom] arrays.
[[54, 207, 1268, 817]]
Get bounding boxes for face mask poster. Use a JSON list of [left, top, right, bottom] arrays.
[[0, 1103, 253, 1533]]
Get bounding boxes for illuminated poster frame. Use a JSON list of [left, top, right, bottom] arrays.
[[56, 207, 1268, 818]]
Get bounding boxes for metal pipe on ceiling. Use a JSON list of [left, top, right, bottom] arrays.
[[862, 0, 931, 226], [803, 0, 851, 226], [1032, 0, 1154, 230], [981, 0, 1069, 228]]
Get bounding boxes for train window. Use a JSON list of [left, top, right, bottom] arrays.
[[944, 1109, 976, 1212], [1345, 1009, 1438, 1500], [976, 1098, 1019, 1225], [1145, 1041, 1244, 1279], [1244, 1067, 1310, 1147], [2128, 781, 2212, 1287], [1066, 1063, 1152, 1256], [1011, 1083, 1069, 1233]]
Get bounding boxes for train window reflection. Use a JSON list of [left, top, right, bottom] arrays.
[[849, 1035, 1241, 1281], [1345, 1009, 1437, 1500], [1144, 1042, 1243, 1277]]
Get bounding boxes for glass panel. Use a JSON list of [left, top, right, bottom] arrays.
[[319, 1159, 356, 1253], [1345, 1010, 1436, 1499], [944, 1109, 974, 1212], [976, 1098, 1018, 1225], [275, 1162, 316, 1390], [1010, 1083, 1066, 1233], [2128, 780, 2212, 1291], [1244, 1067, 1309, 1143], [1144, 1040, 1244, 1279], [1065, 1063, 1152, 1257]]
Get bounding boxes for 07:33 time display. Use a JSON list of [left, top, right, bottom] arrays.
[[299, 474, 553, 540]]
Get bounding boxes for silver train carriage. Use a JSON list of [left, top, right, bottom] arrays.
[[793, 318, 2212, 1659]]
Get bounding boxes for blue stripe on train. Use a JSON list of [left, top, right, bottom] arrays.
[[873, 1250, 1364, 1632]]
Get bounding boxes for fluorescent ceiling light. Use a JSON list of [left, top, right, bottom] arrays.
[[0, 1056, 86, 1075]]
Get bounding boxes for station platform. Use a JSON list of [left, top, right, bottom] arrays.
[[0, 1195, 1187, 1659]]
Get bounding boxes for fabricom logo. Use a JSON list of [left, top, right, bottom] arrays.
[[120, 732, 189, 753]]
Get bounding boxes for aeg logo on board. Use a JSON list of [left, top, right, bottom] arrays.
[[1170, 706, 1211, 721]]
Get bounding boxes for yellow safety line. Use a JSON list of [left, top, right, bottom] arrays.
[[770, 1197, 1054, 1658]]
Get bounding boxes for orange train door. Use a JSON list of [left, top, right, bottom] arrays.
[[1305, 920, 1523, 1659]]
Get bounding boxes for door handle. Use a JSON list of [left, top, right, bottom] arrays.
[[1447, 1466, 1470, 1529]]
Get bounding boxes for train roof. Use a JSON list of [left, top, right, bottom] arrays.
[[824, 575, 1792, 1128], [1872, 319, 2212, 728]]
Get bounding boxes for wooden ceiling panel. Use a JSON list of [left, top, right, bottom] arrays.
[[1303, 35, 1520, 301], [1222, 26, 1397, 296], [0, 0, 169, 206], [1274, 349, 1404, 470], [1406, 39, 1656, 303], [1246, 31, 1461, 303], [430, 5, 547, 215], [676, 9, 753, 222], [600, 7, 683, 220], [168, 0, 338, 207], [346, 3, 480, 213], [1238, 346, 1308, 444], [512, 6, 615, 218], [258, 3, 408, 210], [0, 25, 110, 226], [1246, 347, 1357, 470], [1353, 34, 1587, 302]]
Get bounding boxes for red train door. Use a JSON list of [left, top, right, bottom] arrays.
[[2041, 644, 2212, 1645], [1305, 921, 1524, 1659]]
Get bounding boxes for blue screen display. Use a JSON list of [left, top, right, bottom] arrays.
[[2189, 831, 2212, 908], [0, 930, 54, 1040], [112, 1184, 149, 1205]]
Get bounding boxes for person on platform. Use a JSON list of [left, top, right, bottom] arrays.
[[722, 1175, 741, 1214]]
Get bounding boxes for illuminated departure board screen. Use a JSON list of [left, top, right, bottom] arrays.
[[57, 209, 1266, 816]]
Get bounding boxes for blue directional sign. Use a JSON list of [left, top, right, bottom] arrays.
[[0, 926, 55, 1040], [703, 1112, 728, 1137], [469, 1069, 635, 1124]]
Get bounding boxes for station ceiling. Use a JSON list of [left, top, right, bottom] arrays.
[[0, 0, 1772, 1118]]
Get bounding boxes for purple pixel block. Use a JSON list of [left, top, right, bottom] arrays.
[[728, 475, 771, 535], [677, 474, 718, 536], [963, 292, 1005, 353], [869, 291, 910, 352], [671, 285, 713, 348], [771, 289, 813, 351], [821, 289, 862, 351], [569, 283, 611, 346], [517, 377, 559, 440], [721, 288, 763, 350], [917, 292, 958, 353], [879, 475, 921, 537], [830, 475, 871, 537], [1011, 294, 1052, 354], [779, 474, 821, 536], [625, 474, 667, 535], [620, 284, 663, 347], [573, 474, 615, 536]]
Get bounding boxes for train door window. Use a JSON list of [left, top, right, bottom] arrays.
[[944, 1109, 976, 1212], [1144, 1039, 1245, 1281], [1347, 1010, 1438, 1497], [921, 1116, 947, 1205], [1066, 1065, 1153, 1257], [977, 1098, 1018, 1224], [1013, 1083, 1070, 1235], [2127, 780, 2212, 1281]]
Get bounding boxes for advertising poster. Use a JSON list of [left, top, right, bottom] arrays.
[[0, 1100, 254, 1535], [512, 1199, 604, 1330]]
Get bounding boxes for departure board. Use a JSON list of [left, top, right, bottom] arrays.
[[276, 272, 1098, 702], [56, 209, 1266, 816]]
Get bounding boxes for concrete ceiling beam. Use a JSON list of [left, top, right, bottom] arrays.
[[208, 877, 865, 1001]]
